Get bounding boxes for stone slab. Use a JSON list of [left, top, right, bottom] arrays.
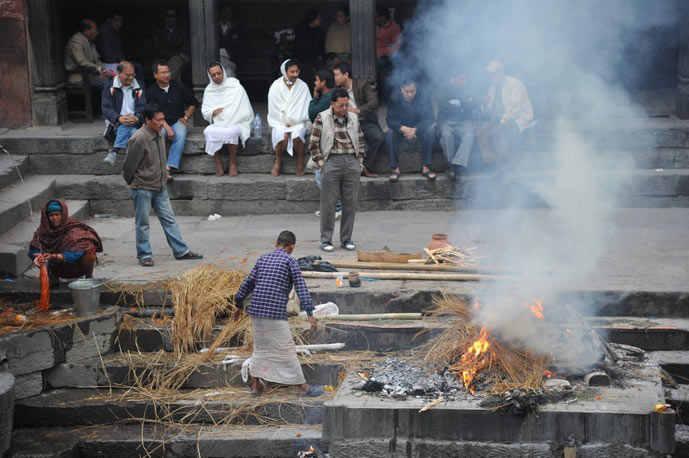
[[14, 372, 43, 400], [0, 372, 15, 456], [0, 155, 29, 191], [324, 364, 670, 452], [15, 388, 328, 426], [0, 330, 56, 376], [0, 175, 55, 235], [11, 424, 323, 458]]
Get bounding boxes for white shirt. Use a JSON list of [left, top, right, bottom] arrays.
[[120, 85, 135, 116]]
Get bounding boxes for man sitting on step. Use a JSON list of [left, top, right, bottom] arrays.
[[234, 230, 322, 397], [102, 61, 145, 165], [201, 62, 254, 177], [122, 103, 203, 267], [29, 200, 103, 286], [267, 59, 312, 176], [146, 60, 199, 177]]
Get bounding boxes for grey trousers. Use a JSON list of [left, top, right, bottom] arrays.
[[439, 120, 475, 168], [320, 154, 361, 243]]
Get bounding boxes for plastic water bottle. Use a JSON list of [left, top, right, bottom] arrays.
[[251, 114, 263, 139]]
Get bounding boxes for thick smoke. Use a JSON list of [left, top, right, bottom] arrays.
[[395, 0, 677, 369]]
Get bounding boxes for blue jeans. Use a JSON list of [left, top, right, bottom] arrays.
[[439, 120, 475, 168], [114, 124, 138, 149], [314, 169, 342, 212], [129, 188, 190, 260], [164, 120, 188, 169]]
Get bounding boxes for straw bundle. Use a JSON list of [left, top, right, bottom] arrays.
[[425, 245, 477, 266], [423, 294, 551, 394]]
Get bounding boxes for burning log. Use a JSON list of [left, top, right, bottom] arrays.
[[584, 370, 611, 387]]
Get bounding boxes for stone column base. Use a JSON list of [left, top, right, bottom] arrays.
[[32, 86, 68, 125]]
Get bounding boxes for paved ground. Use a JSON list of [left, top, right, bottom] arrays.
[[21, 208, 689, 293]]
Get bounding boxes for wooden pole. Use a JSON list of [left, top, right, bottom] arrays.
[[320, 313, 423, 321], [302, 271, 500, 281], [328, 260, 500, 274]]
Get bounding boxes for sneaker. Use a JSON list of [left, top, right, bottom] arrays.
[[341, 240, 356, 251], [139, 257, 154, 267], [335, 210, 342, 220], [103, 150, 118, 165], [320, 242, 335, 252], [301, 384, 325, 397], [315, 210, 321, 217], [176, 251, 204, 260]]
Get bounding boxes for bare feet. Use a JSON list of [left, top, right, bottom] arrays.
[[271, 161, 281, 177], [229, 163, 238, 176], [214, 155, 225, 176]]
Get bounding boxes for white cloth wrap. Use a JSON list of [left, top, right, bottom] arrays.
[[201, 66, 254, 150], [248, 317, 306, 386], [203, 125, 242, 155], [267, 60, 312, 156]]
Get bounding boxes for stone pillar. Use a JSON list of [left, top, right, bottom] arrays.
[[349, 0, 377, 80], [0, 0, 32, 128], [27, 0, 67, 125], [189, 0, 217, 120], [677, 1, 689, 119]]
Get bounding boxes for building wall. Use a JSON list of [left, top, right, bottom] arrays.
[[0, 0, 32, 128]]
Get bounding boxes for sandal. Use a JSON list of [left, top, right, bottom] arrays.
[[421, 168, 437, 181], [389, 171, 400, 183]]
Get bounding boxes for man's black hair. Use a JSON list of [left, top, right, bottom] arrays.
[[304, 8, 320, 25], [152, 60, 169, 75], [376, 7, 390, 20], [284, 59, 300, 71], [79, 19, 95, 33], [333, 62, 352, 79], [207, 61, 223, 72], [316, 69, 335, 89], [116, 61, 134, 74], [337, 6, 350, 17], [277, 230, 296, 246], [143, 103, 162, 121], [330, 87, 349, 102], [400, 78, 417, 88]]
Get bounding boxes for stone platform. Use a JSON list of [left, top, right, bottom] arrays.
[[324, 366, 674, 457]]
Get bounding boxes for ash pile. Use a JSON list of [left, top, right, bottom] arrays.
[[353, 358, 463, 400]]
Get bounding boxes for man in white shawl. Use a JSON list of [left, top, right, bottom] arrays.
[[201, 62, 254, 176], [267, 59, 312, 176]]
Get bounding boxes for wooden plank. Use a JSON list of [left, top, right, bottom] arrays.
[[330, 260, 491, 273], [302, 271, 499, 281]]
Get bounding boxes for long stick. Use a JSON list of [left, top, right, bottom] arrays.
[[329, 260, 497, 274], [320, 313, 423, 321], [302, 271, 499, 281]]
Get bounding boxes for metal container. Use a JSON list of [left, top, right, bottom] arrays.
[[68, 279, 102, 316]]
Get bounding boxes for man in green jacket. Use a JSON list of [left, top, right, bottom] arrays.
[[122, 103, 203, 267]]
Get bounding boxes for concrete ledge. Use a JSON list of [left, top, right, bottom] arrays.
[[0, 372, 15, 456]]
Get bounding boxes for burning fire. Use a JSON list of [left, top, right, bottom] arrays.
[[529, 300, 544, 320], [543, 369, 555, 379], [455, 327, 492, 394]]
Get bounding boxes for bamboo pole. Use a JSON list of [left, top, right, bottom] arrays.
[[301, 271, 500, 281], [329, 260, 496, 273], [320, 313, 423, 321]]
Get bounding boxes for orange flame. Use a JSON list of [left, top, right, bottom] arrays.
[[529, 300, 544, 320], [543, 369, 555, 379], [456, 327, 491, 394]]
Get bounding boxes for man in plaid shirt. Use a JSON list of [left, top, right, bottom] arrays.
[[308, 87, 366, 253], [235, 230, 321, 396]]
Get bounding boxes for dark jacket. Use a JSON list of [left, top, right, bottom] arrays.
[[294, 23, 325, 62], [437, 88, 477, 123], [101, 77, 145, 125], [308, 90, 333, 123], [122, 125, 167, 191], [386, 92, 433, 133], [97, 20, 124, 63], [145, 81, 198, 124], [350, 78, 379, 123]]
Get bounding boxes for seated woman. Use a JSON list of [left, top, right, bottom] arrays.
[[29, 200, 103, 285]]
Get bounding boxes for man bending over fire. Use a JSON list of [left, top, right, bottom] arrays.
[[234, 230, 323, 397], [29, 200, 103, 286]]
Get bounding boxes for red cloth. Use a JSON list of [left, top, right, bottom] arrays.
[[376, 21, 401, 58], [30, 200, 103, 254]]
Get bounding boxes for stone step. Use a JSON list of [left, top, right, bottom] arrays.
[[15, 388, 328, 427], [45, 352, 346, 390], [676, 425, 689, 457], [115, 317, 443, 354], [48, 169, 689, 218], [0, 155, 29, 191], [0, 175, 55, 235], [0, 200, 89, 277], [10, 424, 324, 458], [591, 316, 689, 351]]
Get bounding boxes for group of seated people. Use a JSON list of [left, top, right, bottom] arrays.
[[92, 56, 533, 182]]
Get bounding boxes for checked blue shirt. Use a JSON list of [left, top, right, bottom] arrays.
[[235, 248, 314, 320]]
